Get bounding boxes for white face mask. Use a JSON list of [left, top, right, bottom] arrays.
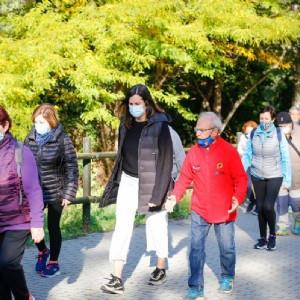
[[282, 127, 291, 135], [35, 123, 51, 135], [129, 105, 145, 118]]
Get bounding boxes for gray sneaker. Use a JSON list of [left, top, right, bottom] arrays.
[[101, 274, 124, 294], [148, 267, 167, 285]]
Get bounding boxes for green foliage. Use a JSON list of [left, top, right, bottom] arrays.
[[169, 191, 192, 219], [1, 0, 300, 143]]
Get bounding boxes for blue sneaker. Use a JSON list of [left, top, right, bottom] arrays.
[[293, 221, 300, 234], [219, 277, 233, 294], [184, 289, 205, 299], [35, 248, 50, 273], [40, 262, 60, 277]]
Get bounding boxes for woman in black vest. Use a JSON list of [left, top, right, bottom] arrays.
[[25, 103, 78, 278], [100, 84, 175, 294]]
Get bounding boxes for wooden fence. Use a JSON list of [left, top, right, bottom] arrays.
[[74, 135, 241, 232], [72, 138, 116, 232]]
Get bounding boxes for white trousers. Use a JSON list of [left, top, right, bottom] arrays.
[[109, 172, 168, 263], [277, 188, 300, 227]]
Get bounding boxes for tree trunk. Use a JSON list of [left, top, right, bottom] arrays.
[[222, 71, 272, 129], [292, 63, 300, 107], [193, 79, 213, 112], [212, 78, 223, 116], [223, 50, 287, 129], [94, 102, 119, 186]]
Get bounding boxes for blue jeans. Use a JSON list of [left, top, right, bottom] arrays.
[[188, 211, 236, 291]]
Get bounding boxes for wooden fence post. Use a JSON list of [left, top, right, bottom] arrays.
[[82, 137, 91, 232]]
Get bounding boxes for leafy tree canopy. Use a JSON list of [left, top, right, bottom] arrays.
[[0, 0, 299, 144]]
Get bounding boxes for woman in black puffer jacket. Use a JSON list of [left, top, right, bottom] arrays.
[[25, 103, 78, 278]]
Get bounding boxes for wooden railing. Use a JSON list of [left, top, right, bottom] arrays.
[[74, 134, 241, 232], [73, 138, 116, 232]]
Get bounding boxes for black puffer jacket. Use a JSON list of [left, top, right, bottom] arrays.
[[25, 123, 78, 204], [100, 112, 173, 214]]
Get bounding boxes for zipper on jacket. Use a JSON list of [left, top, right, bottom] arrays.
[[205, 148, 210, 199], [37, 145, 43, 185]]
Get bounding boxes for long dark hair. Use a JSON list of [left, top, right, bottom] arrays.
[[121, 84, 165, 128]]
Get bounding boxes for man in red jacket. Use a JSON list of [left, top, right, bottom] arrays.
[[165, 112, 247, 300]]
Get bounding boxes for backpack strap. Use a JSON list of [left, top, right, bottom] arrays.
[[288, 139, 300, 157], [250, 128, 256, 140], [276, 127, 282, 142], [15, 141, 24, 205]]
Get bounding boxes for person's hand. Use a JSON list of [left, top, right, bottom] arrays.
[[228, 196, 239, 214], [281, 185, 289, 190], [31, 228, 45, 243], [148, 203, 157, 207], [165, 195, 177, 213], [62, 199, 71, 209]]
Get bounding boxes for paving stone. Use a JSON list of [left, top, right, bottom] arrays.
[[23, 205, 300, 300]]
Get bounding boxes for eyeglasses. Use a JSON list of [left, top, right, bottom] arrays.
[[194, 127, 215, 133]]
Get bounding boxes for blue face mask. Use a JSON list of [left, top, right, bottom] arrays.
[[0, 132, 4, 141], [35, 123, 51, 135], [260, 121, 272, 131], [197, 136, 215, 148], [129, 105, 145, 118]]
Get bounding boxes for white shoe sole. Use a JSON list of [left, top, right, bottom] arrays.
[[40, 271, 61, 278], [101, 285, 124, 294], [148, 277, 167, 286]]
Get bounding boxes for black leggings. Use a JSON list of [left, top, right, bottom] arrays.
[[36, 202, 63, 261], [251, 176, 283, 237]]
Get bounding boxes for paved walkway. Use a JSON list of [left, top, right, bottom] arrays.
[[23, 205, 300, 300]]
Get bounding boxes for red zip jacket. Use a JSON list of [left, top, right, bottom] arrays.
[[172, 137, 247, 223]]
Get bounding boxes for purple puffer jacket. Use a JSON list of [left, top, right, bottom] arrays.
[[0, 133, 44, 232]]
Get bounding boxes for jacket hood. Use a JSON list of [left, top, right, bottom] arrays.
[[120, 112, 172, 128], [27, 123, 64, 142], [148, 112, 172, 125]]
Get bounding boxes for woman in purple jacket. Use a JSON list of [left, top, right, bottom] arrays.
[[0, 105, 44, 300]]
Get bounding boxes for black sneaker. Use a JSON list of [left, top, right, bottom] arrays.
[[101, 274, 124, 294], [252, 206, 258, 215], [148, 267, 167, 285], [267, 235, 276, 251], [254, 237, 267, 249]]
